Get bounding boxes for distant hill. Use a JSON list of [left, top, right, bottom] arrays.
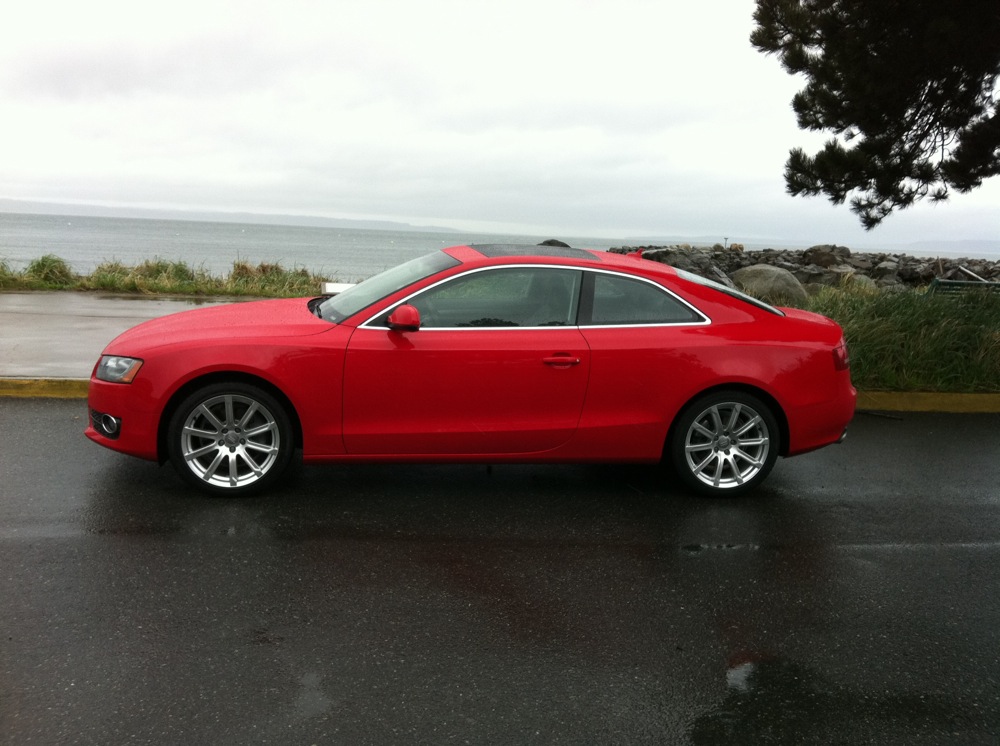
[[0, 199, 460, 234]]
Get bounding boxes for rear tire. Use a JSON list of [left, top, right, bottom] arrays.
[[669, 391, 779, 496], [167, 382, 293, 496]]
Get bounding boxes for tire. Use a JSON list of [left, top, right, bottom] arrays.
[[167, 382, 293, 496], [669, 391, 780, 497]]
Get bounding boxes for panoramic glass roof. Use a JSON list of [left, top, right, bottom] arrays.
[[470, 244, 602, 261]]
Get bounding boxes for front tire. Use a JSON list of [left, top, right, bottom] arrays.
[[669, 391, 779, 496], [167, 382, 293, 496]]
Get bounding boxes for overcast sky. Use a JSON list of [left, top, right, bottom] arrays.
[[1, 0, 997, 246]]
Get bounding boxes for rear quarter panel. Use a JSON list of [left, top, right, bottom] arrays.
[[573, 283, 854, 460]]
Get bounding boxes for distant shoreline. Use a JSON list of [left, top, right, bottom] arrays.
[[3, 198, 998, 259]]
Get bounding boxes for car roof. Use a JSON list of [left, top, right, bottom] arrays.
[[453, 243, 682, 280]]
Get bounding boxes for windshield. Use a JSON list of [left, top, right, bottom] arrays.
[[317, 251, 460, 323], [675, 269, 785, 316]]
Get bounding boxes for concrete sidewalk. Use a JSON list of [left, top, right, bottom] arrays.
[[1, 291, 999, 411], [0, 292, 227, 397]]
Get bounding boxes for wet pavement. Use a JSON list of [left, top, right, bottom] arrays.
[[0, 291, 227, 379], [2, 399, 999, 743]]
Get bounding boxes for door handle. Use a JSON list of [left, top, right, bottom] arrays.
[[543, 355, 581, 367]]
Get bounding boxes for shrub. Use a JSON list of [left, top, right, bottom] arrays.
[[25, 254, 75, 287], [0, 259, 14, 288], [807, 285, 1000, 392]]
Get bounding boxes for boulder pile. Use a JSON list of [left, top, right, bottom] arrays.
[[609, 244, 1000, 295]]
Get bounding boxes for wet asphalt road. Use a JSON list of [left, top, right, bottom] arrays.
[[2, 399, 1000, 744]]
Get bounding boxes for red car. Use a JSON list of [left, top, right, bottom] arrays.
[[86, 244, 855, 497]]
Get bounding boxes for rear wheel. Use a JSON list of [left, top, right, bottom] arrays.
[[669, 391, 779, 496], [167, 382, 293, 496]]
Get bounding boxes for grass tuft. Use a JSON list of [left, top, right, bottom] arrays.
[[806, 285, 1000, 393], [24, 254, 76, 288], [0, 259, 15, 288]]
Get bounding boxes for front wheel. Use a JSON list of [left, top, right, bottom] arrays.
[[167, 382, 294, 496], [669, 391, 780, 497]]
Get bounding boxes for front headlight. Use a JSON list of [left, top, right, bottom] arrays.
[[96, 355, 144, 383]]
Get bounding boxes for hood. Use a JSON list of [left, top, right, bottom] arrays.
[[103, 297, 331, 354]]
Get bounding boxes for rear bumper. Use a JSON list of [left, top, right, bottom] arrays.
[[785, 384, 857, 457]]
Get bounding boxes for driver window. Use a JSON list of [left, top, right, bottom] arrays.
[[410, 268, 582, 328]]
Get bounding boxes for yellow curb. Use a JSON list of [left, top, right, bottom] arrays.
[[857, 391, 1000, 413], [0, 378, 89, 399]]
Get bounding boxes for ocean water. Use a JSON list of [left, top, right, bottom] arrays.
[[0, 213, 621, 282]]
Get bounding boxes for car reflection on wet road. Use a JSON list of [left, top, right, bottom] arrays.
[[2, 399, 1000, 743]]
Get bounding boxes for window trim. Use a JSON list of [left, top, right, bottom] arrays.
[[360, 265, 711, 331]]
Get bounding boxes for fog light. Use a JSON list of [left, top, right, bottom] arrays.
[[92, 410, 122, 440], [101, 414, 121, 436]]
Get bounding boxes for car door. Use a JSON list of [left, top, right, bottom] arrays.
[[342, 266, 590, 455], [574, 270, 711, 457]]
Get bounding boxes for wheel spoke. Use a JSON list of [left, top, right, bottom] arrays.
[[197, 403, 225, 432], [228, 452, 239, 486], [727, 455, 745, 485], [734, 415, 762, 438], [692, 421, 716, 440], [733, 448, 763, 468], [710, 455, 725, 487], [244, 441, 278, 456], [223, 396, 236, 429], [709, 406, 724, 434], [692, 451, 718, 477], [245, 422, 276, 439], [183, 424, 218, 440], [725, 404, 742, 432], [237, 401, 260, 430], [201, 450, 226, 481], [239, 450, 265, 478], [185, 442, 220, 461]]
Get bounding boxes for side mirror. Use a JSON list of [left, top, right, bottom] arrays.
[[387, 304, 421, 332]]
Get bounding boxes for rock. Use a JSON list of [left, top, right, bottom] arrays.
[[844, 274, 877, 291], [607, 244, 1000, 292], [804, 244, 851, 268], [873, 260, 900, 279], [730, 264, 809, 305]]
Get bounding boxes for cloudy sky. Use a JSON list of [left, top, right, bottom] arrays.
[[1, 0, 997, 246]]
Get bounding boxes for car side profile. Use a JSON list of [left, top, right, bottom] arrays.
[[86, 244, 856, 497]]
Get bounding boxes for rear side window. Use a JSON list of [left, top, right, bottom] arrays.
[[582, 272, 704, 325], [675, 269, 785, 316]]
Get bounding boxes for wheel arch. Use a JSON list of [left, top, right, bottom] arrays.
[[665, 383, 790, 460], [156, 372, 304, 463]]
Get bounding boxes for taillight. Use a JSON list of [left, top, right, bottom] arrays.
[[833, 340, 850, 370]]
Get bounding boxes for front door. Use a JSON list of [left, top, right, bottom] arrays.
[[342, 267, 590, 455]]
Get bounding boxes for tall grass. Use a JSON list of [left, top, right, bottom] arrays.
[[23, 254, 76, 287], [0, 256, 333, 298], [807, 285, 1000, 392]]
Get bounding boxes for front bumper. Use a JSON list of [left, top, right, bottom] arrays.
[[85, 378, 161, 461]]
